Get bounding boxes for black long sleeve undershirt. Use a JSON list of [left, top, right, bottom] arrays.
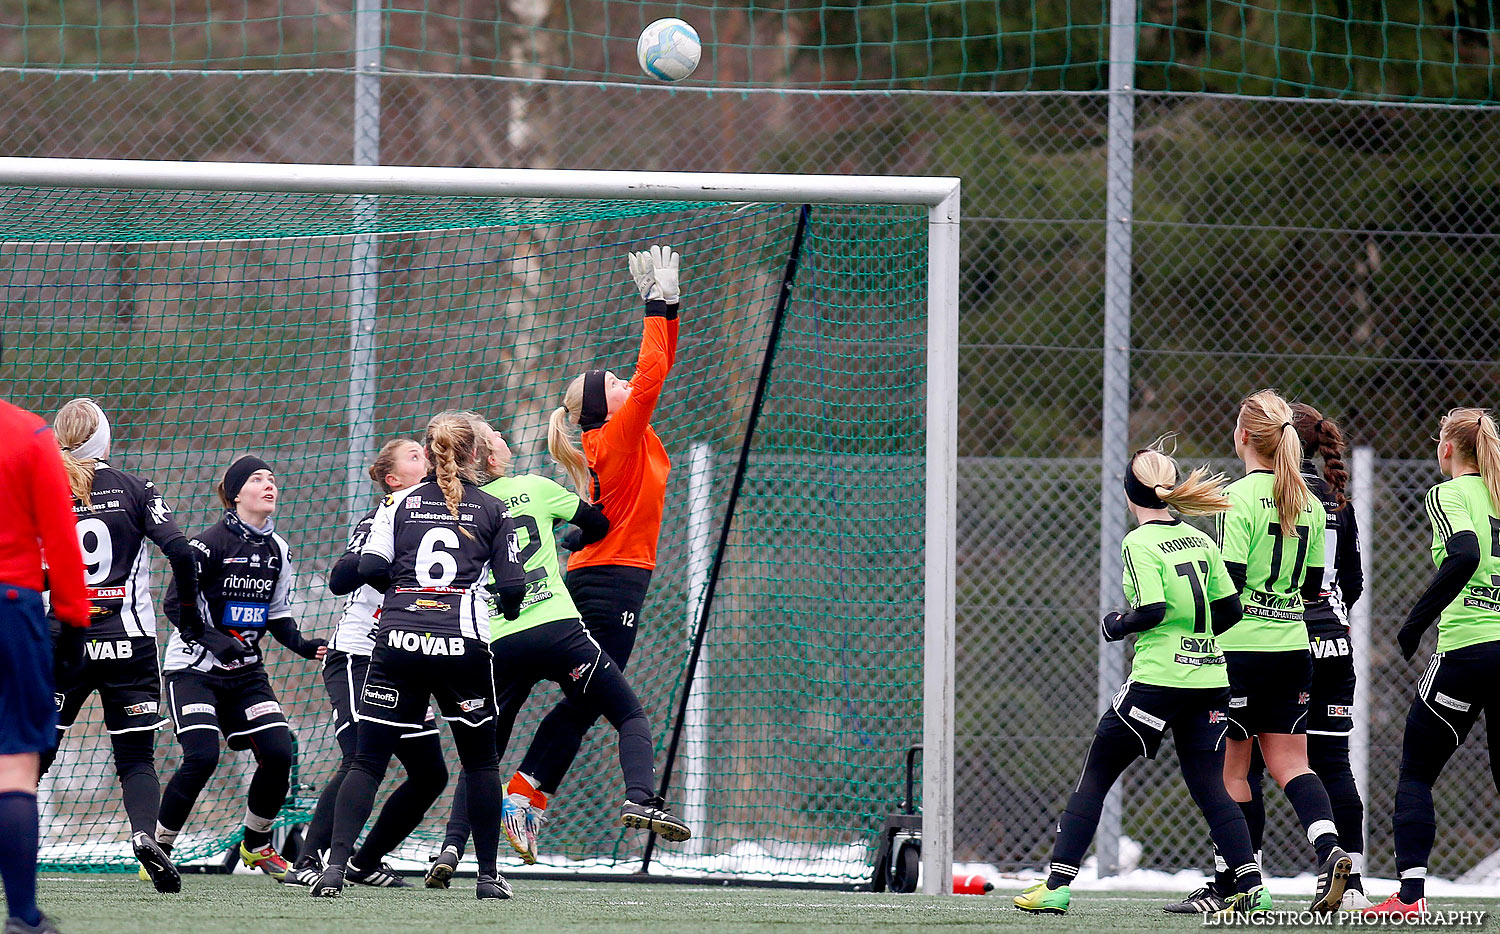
[[1301, 565, 1324, 605], [1399, 531, 1480, 656], [357, 553, 393, 594], [159, 535, 202, 634], [1336, 502, 1364, 611], [267, 616, 324, 660], [328, 550, 363, 596], [561, 500, 611, 552], [1210, 594, 1243, 635], [1225, 561, 1247, 597]]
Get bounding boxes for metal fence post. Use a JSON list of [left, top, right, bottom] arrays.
[[345, 0, 381, 528], [1095, 0, 1137, 878], [1351, 446, 1374, 848]]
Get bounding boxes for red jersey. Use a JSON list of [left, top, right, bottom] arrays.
[[569, 314, 678, 573], [0, 399, 89, 626]]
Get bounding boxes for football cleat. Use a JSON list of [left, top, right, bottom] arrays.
[[1340, 889, 1376, 911], [1013, 881, 1070, 915], [620, 796, 691, 842], [1162, 881, 1230, 914], [239, 841, 290, 881], [347, 860, 410, 888], [476, 872, 513, 900], [2, 914, 63, 934], [1310, 847, 1353, 913], [308, 865, 346, 898], [1212, 886, 1273, 918], [283, 863, 323, 887], [1362, 894, 1428, 918], [425, 846, 460, 889], [132, 832, 181, 894], [501, 793, 536, 865]]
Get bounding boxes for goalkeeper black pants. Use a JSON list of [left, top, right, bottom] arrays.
[[520, 566, 652, 795], [443, 616, 657, 853]]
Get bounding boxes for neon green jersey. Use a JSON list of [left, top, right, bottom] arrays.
[[1121, 520, 1235, 688], [1214, 470, 1326, 652], [480, 474, 582, 641], [1425, 474, 1500, 652]]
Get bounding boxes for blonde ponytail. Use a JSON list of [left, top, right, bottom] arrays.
[[1441, 407, 1500, 512], [1131, 440, 1231, 517], [53, 398, 104, 506], [1239, 390, 1311, 536], [549, 373, 592, 500], [423, 410, 487, 538]]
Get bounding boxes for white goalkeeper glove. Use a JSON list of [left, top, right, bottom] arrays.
[[626, 245, 681, 304]]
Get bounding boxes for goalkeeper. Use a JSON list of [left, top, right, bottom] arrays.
[[429, 244, 686, 877]]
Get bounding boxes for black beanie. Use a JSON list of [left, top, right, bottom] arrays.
[[224, 455, 272, 504]]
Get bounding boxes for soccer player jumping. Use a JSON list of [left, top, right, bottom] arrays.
[[497, 244, 683, 862]]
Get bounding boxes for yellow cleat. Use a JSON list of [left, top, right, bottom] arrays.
[[239, 842, 290, 880]]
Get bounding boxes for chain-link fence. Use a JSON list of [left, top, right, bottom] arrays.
[[3, 3, 1499, 886]]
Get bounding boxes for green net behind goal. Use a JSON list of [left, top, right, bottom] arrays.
[[0, 188, 926, 883]]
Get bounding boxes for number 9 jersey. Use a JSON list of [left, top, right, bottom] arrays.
[[1123, 519, 1237, 689], [363, 480, 522, 641]]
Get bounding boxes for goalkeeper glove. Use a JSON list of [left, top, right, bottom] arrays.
[[627, 245, 681, 304]]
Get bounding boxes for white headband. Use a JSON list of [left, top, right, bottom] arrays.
[[69, 400, 111, 461]]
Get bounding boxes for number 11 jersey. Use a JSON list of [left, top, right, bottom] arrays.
[[1122, 519, 1236, 689]]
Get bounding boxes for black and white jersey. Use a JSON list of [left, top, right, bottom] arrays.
[[363, 480, 521, 641], [1303, 468, 1363, 629], [48, 462, 185, 639], [163, 512, 297, 673], [330, 507, 381, 656]]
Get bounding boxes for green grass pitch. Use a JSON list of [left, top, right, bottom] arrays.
[[35, 875, 1500, 933]]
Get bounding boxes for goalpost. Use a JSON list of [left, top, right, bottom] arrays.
[[0, 157, 958, 895]]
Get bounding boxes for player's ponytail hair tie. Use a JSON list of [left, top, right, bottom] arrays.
[[223, 454, 272, 505], [579, 369, 609, 431], [69, 399, 110, 461], [1123, 450, 1167, 510]]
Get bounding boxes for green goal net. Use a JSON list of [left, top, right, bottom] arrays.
[[1, 183, 928, 883]]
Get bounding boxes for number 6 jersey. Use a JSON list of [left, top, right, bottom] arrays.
[[362, 478, 522, 641]]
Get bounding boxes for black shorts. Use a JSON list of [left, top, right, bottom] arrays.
[[322, 649, 437, 741], [1410, 640, 1500, 747], [164, 667, 289, 750], [1307, 627, 1356, 738], [1225, 649, 1313, 740], [0, 585, 55, 755], [1098, 681, 1231, 759], [358, 629, 495, 731], [566, 566, 652, 670], [492, 618, 643, 722], [55, 636, 165, 735]]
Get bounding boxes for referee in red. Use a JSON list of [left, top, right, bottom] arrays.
[[0, 395, 89, 934]]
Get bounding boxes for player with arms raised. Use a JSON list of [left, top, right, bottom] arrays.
[[43, 399, 191, 893], [312, 411, 524, 900], [501, 244, 683, 859], [155, 456, 327, 880], [1364, 408, 1500, 917], [1015, 441, 1268, 917]]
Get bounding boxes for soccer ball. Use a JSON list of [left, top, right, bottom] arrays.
[[637, 18, 701, 82]]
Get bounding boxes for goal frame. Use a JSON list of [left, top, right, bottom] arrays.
[[0, 157, 960, 895]]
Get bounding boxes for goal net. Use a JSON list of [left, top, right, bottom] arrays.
[[1, 163, 955, 886]]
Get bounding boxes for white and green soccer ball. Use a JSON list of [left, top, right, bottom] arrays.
[[637, 18, 701, 82]]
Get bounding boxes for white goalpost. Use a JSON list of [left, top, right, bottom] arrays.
[[0, 156, 959, 894]]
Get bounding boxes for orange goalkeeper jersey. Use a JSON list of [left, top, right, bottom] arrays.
[[569, 312, 678, 573]]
